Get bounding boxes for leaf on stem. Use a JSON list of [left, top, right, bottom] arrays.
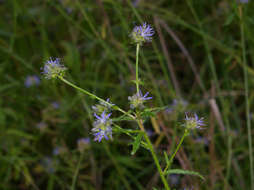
[[164, 169, 205, 181], [112, 112, 134, 122], [164, 151, 169, 166], [131, 132, 144, 155]]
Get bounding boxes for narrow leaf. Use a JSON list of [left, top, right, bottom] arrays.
[[165, 169, 205, 181], [164, 151, 169, 165], [131, 133, 144, 155]]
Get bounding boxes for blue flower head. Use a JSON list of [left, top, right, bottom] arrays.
[[92, 111, 113, 142], [41, 57, 67, 79], [36, 122, 48, 132], [130, 23, 155, 44], [77, 137, 90, 151], [184, 113, 205, 130], [51, 101, 60, 109], [53, 146, 67, 156], [128, 90, 152, 109], [24, 75, 40, 88], [92, 98, 114, 115], [238, 0, 249, 3], [40, 157, 58, 174]]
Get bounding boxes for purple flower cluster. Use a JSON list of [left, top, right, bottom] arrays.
[[51, 101, 60, 109], [131, 23, 155, 44], [77, 137, 90, 151], [36, 122, 48, 132], [53, 146, 67, 156], [184, 113, 205, 130], [40, 157, 57, 174], [92, 98, 114, 115], [24, 75, 40, 88], [91, 111, 113, 142], [41, 57, 67, 79], [239, 0, 249, 3], [128, 90, 152, 109]]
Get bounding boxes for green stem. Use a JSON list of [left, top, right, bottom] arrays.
[[163, 130, 188, 174], [136, 43, 140, 93], [239, 6, 254, 190], [59, 77, 135, 120], [138, 121, 170, 190]]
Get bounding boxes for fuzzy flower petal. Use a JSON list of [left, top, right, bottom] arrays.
[[92, 111, 113, 142], [24, 75, 40, 88], [128, 90, 152, 109], [184, 113, 205, 130], [41, 57, 67, 79], [92, 98, 114, 115], [130, 22, 155, 44]]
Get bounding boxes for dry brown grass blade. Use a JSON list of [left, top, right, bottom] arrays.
[[209, 98, 225, 133], [158, 19, 206, 93], [153, 16, 182, 98], [209, 100, 217, 189]]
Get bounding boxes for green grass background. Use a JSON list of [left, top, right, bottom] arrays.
[[0, 0, 253, 189]]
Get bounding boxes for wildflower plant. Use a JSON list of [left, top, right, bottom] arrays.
[[92, 111, 113, 142], [92, 98, 114, 114], [128, 90, 152, 109], [184, 113, 205, 130], [41, 22, 205, 190], [41, 57, 67, 79]]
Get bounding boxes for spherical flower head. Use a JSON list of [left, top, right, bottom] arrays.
[[36, 122, 48, 132], [128, 90, 152, 109], [92, 111, 113, 142], [130, 23, 155, 44], [184, 113, 205, 130], [24, 75, 40, 88], [41, 57, 67, 79], [92, 98, 114, 115], [238, 0, 249, 3], [51, 101, 60, 109], [77, 137, 90, 152], [53, 146, 67, 156], [40, 157, 58, 174]]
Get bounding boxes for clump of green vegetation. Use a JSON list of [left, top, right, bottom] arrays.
[[0, 0, 253, 189]]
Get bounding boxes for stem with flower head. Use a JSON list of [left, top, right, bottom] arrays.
[[59, 77, 135, 120], [135, 43, 140, 93], [137, 121, 170, 190], [163, 130, 188, 174]]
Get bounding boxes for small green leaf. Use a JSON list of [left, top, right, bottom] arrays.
[[113, 125, 139, 135], [6, 129, 35, 140], [164, 151, 169, 165], [140, 141, 149, 150], [113, 112, 134, 122], [224, 13, 235, 26], [140, 106, 168, 118], [164, 169, 205, 181], [131, 133, 144, 155]]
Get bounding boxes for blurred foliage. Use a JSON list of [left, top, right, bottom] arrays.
[[0, 0, 254, 189]]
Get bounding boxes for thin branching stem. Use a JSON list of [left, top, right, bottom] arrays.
[[59, 77, 135, 120], [163, 130, 188, 174], [136, 43, 140, 93], [138, 121, 170, 190]]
